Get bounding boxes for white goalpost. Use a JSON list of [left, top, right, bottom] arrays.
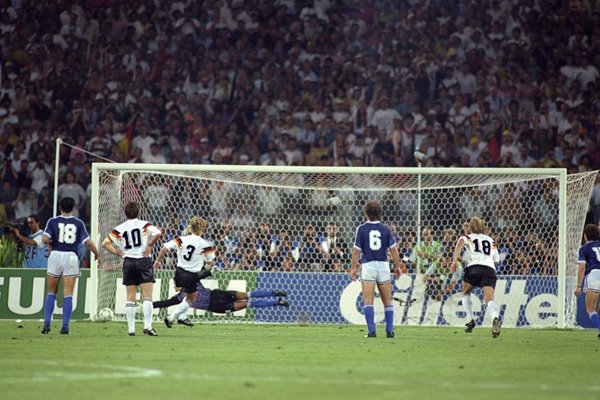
[[90, 163, 597, 329]]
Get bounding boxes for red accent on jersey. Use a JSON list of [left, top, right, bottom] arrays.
[[142, 223, 152, 234], [201, 246, 215, 254]]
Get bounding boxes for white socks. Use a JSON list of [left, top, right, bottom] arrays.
[[125, 302, 136, 333], [143, 299, 153, 329], [487, 300, 499, 320], [168, 300, 190, 322], [462, 294, 473, 320]]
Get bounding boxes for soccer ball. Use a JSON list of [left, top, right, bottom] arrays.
[[98, 307, 114, 322]]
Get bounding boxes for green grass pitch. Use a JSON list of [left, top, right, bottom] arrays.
[[1, 320, 598, 400]]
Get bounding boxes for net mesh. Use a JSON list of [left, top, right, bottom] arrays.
[[93, 165, 597, 328]]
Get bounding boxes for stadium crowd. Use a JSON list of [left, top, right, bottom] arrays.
[[1, 0, 600, 274]]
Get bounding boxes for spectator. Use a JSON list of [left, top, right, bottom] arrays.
[[0, 0, 599, 260], [56, 171, 87, 218], [320, 221, 347, 273], [513, 144, 536, 167], [411, 226, 443, 275], [86, 123, 113, 159], [12, 188, 35, 220], [27, 152, 52, 195], [142, 142, 167, 164]]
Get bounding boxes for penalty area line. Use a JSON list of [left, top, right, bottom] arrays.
[[0, 360, 162, 384]]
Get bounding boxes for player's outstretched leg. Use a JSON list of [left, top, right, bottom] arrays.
[[248, 289, 286, 298], [153, 292, 185, 309], [492, 317, 501, 338]]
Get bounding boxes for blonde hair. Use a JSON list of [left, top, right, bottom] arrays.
[[469, 217, 486, 234], [183, 216, 208, 236]]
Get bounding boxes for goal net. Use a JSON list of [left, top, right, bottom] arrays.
[[90, 164, 597, 329]]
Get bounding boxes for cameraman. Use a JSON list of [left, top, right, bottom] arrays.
[[8, 214, 49, 268]]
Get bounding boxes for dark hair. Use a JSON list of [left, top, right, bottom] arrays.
[[27, 214, 40, 223], [584, 224, 600, 241], [60, 197, 75, 213], [124, 202, 139, 219], [364, 200, 381, 221]]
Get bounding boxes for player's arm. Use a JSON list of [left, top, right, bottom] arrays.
[[350, 247, 361, 281], [450, 237, 466, 273], [388, 245, 405, 276], [85, 238, 101, 261], [143, 226, 162, 257], [197, 261, 215, 280], [9, 227, 37, 246], [491, 240, 500, 264], [153, 245, 171, 269], [574, 261, 585, 297], [101, 236, 124, 258], [42, 232, 51, 245]]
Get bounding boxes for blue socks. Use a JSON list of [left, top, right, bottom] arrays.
[[385, 305, 394, 334], [62, 296, 73, 329], [364, 305, 375, 334], [44, 293, 56, 325], [363, 305, 393, 335], [248, 290, 274, 298], [590, 311, 600, 331], [249, 299, 278, 308]]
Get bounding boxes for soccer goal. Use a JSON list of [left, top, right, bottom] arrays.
[[90, 164, 597, 328]]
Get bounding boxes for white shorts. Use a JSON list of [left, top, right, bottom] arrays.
[[360, 261, 391, 284], [47, 251, 80, 278], [585, 269, 600, 292]]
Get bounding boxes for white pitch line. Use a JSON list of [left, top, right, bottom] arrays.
[[0, 360, 162, 384], [2, 361, 599, 394]]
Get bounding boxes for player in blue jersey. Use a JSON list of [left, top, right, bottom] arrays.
[[350, 200, 404, 338], [574, 224, 600, 339], [41, 197, 101, 334], [7, 215, 49, 268]]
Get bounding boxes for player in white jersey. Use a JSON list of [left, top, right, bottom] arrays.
[[102, 202, 162, 336], [152, 216, 215, 328], [451, 216, 501, 338]]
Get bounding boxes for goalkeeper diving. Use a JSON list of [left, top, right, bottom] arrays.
[[153, 216, 288, 327]]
